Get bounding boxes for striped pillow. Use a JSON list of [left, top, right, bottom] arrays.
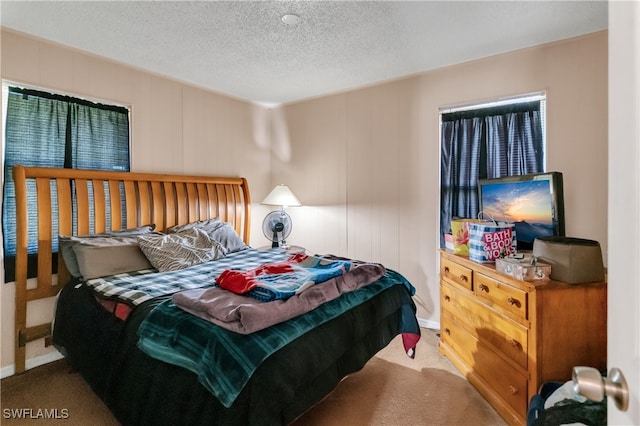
[[138, 228, 226, 272]]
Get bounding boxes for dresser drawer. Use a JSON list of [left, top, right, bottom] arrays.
[[474, 339, 529, 418], [440, 256, 473, 291], [475, 272, 528, 320], [440, 311, 478, 368], [441, 281, 528, 369], [441, 312, 528, 417]]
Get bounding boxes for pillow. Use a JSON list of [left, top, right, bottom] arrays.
[[73, 240, 154, 280], [167, 219, 247, 253], [137, 228, 226, 272], [167, 218, 221, 234], [59, 224, 156, 278], [206, 222, 248, 253]]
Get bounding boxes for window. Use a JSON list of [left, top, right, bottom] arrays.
[[439, 94, 546, 247], [2, 84, 130, 282]]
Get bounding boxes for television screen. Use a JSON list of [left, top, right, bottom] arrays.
[[478, 172, 565, 250]]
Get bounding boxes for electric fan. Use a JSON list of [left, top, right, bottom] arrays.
[[262, 210, 292, 248]]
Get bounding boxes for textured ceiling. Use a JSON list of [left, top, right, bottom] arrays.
[[1, 1, 608, 105]]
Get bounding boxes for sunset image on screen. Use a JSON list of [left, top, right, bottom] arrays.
[[481, 180, 553, 224]]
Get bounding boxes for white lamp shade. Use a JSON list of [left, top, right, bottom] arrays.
[[261, 184, 302, 207]]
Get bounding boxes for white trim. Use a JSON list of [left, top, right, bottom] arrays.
[[0, 350, 65, 379], [2, 79, 131, 110], [439, 91, 546, 114], [417, 317, 440, 331]]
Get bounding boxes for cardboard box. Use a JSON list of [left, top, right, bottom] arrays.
[[496, 256, 551, 281]]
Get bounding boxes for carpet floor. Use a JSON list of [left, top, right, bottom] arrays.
[[1, 329, 506, 425]]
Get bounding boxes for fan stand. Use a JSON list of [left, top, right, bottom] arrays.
[[272, 221, 285, 248], [274, 210, 289, 248]]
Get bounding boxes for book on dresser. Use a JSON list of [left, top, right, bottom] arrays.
[[438, 250, 607, 426]]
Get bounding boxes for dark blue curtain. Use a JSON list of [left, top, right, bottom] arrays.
[[440, 101, 543, 246], [3, 86, 130, 282]]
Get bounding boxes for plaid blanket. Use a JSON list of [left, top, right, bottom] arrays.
[[85, 248, 293, 305], [137, 269, 419, 408]]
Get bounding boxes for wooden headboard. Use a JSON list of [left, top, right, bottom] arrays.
[[12, 165, 251, 373]]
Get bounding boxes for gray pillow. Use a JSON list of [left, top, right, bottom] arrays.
[[206, 222, 248, 253], [167, 218, 221, 234], [59, 225, 155, 278], [137, 228, 226, 272], [73, 241, 154, 279]]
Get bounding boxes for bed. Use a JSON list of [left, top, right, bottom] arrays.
[[12, 165, 421, 425]]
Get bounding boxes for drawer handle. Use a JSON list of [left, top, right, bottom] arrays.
[[444, 328, 451, 336], [509, 385, 518, 395], [507, 297, 521, 307], [479, 284, 489, 292], [509, 339, 521, 349], [444, 295, 451, 302], [443, 266, 450, 273], [460, 274, 468, 282]]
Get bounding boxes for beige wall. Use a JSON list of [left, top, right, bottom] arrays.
[[0, 29, 273, 371], [276, 31, 608, 325], [0, 28, 608, 371]]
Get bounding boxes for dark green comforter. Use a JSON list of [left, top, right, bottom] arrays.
[[53, 269, 420, 425]]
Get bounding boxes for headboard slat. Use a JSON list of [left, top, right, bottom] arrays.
[[35, 178, 52, 289], [175, 183, 188, 224], [186, 183, 198, 223], [163, 182, 177, 229], [57, 179, 73, 236], [124, 181, 137, 228], [233, 185, 243, 236], [12, 165, 251, 374], [108, 180, 122, 230], [224, 185, 234, 225], [216, 185, 227, 221], [207, 184, 218, 219], [138, 181, 151, 226], [197, 183, 208, 220], [56, 179, 72, 288], [92, 179, 107, 233], [75, 179, 90, 235], [150, 182, 164, 230]]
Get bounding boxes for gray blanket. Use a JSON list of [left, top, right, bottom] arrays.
[[172, 261, 386, 334]]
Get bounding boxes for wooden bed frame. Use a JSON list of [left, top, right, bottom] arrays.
[[12, 165, 251, 374]]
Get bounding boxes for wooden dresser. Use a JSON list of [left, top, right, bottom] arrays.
[[438, 250, 607, 425]]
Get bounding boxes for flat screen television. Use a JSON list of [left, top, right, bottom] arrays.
[[478, 171, 565, 250]]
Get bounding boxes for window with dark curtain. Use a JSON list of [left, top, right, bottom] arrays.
[[2, 86, 130, 282], [440, 100, 544, 247]]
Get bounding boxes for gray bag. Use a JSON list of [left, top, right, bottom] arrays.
[[532, 237, 605, 284]]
